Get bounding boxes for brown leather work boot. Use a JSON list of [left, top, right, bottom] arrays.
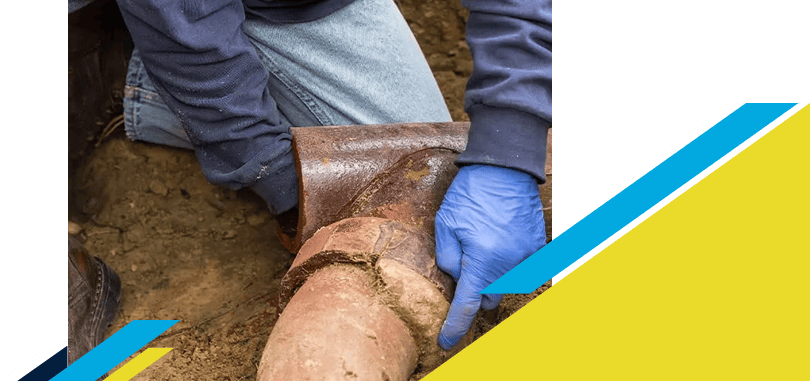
[[68, 236, 122, 365]]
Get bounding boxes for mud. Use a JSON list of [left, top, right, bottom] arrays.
[[69, 1, 551, 379]]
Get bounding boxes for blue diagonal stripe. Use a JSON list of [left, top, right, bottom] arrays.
[[484, 103, 797, 294], [52, 320, 178, 381]]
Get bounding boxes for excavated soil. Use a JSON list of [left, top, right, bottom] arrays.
[[68, 1, 551, 379]]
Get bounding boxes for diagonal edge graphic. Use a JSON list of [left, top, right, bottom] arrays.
[[51, 320, 178, 381], [627, 103, 731, 164], [17, 347, 67, 381], [1, 333, 68, 381], [483, 102, 797, 294]]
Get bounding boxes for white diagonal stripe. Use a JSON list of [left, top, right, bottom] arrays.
[[628, 103, 729, 164], [0, 333, 67, 381]]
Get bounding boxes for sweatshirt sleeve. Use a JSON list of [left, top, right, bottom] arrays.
[[115, 0, 298, 214], [456, 0, 552, 183]]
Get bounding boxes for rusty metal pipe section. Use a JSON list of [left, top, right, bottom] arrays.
[[279, 121, 471, 253], [259, 122, 538, 380]]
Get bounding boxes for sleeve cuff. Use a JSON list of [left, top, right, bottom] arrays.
[[456, 105, 550, 183], [250, 157, 299, 215]]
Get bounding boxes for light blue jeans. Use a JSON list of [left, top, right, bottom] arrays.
[[123, 0, 451, 150]]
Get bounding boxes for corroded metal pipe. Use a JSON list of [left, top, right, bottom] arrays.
[[279, 122, 470, 253], [258, 122, 551, 380]]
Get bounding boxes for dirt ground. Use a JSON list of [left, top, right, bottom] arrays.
[[68, 1, 551, 379]]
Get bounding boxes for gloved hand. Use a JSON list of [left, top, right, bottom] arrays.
[[435, 164, 546, 350]]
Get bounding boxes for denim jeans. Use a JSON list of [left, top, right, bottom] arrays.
[[123, 0, 451, 150]]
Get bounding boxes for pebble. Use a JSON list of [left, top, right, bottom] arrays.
[[68, 221, 83, 235], [149, 180, 169, 196], [247, 214, 267, 227]]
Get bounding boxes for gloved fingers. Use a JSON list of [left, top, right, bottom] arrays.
[[480, 293, 503, 311], [434, 214, 462, 282], [438, 271, 482, 350]]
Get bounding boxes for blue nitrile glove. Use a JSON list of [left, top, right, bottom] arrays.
[[435, 164, 546, 350]]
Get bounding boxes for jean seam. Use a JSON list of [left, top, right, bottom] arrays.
[[124, 55, 149, 142], [123, 92, 139, 141]]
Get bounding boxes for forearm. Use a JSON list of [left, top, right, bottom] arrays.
[[116, 0, 298, 213], [457, 0, 552, 183]]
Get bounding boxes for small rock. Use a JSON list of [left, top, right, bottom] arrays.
[[68, 221, 83, 235], [206, 197, 226, 211], [247, 214, 268, 227], [149, 180, 168, 196], [131, 264, 138, 272], [221, 230, 237, 239]]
